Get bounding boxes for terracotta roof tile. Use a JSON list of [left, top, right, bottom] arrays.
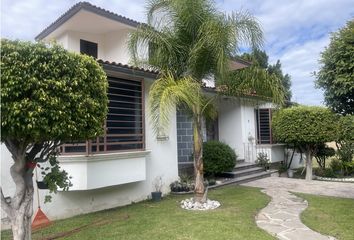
[[97, 59, 159, 75]]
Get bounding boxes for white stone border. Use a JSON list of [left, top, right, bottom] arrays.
[[314, 175, 354, 183]]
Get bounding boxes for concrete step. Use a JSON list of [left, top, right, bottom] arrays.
[[236, 159, 245, 164], [222, 167, 264, 178], [210, 170, 277, 189], [233, 162, 259, 171]]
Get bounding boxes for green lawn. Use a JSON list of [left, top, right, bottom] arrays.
[[296, 193, 354, 240], [1, 186, 275, 240]]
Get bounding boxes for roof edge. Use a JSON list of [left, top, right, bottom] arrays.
[[97, 59, 159, 78], [35, 1, 142, 41]]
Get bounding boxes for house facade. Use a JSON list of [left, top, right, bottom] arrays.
[[1, 2, 291, 227]]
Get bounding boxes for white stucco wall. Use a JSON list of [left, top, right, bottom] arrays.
[[218, 98, 244, 159], [55, 29, 132, 64], [286, 148, 305, 169], [217, 98, 285, 163], [103, 30, 131, 64], [0, 78, 178, 228]]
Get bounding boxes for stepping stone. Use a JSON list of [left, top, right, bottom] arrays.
[[255, 189, 337, 240]]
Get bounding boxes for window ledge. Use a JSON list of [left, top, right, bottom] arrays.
[[58, 150, 151, 163], [57, 150, 151, 190], [256, 144, 286, 147]]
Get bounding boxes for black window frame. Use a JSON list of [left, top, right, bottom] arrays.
[[80, 39, 98, 58], [60, 74, 145, 155], [255, 108, 273, 144]]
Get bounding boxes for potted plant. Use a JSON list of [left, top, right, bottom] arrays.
[[287, 169, 294, 178], [36, 181, 49, 189], [151, 176, 163, 202], [256, 152, 271, 171]]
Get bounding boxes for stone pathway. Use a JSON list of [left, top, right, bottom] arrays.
[[241, 177, 354, 240], [256, 188, 336, 240], [243, 176, 354, 199]]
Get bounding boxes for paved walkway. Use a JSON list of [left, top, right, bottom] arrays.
[[242, 177, 354, 240], [242, 176, 354, 199]]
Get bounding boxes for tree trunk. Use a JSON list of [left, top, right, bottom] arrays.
[[305, 150, 313, 181], [11, 187, 34, 240], [193, 115, 205, 202], [1, 144, 34, 240]]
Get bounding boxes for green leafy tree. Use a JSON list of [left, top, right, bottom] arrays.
[[268, 60, 292, 101], [242, 49, 269, 68], [313, 143, 335, 169], [315, 20, 354, 115], [129, 0, 282, 202], [226, 50, 291, 102], [272, 106, 337, 180], [1, 39, 108, 239], [335, 115, 354, 174]]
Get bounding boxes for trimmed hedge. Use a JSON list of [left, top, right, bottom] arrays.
[[203, 141, 237, 175]]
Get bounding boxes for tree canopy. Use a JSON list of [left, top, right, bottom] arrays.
[[272, 106, 337, 180], [230, 49, 292, 102], [315, 20, 354, 115], [129, 0, 263, 81], [1, 39, 108, 142], [272, 106, 337, 145]]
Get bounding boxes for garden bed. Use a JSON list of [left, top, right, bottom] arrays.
[[314, 175, 354, 183], [170, 177, 234, 194]]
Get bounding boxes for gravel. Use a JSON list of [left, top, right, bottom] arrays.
[[180, 198, 221, 210]]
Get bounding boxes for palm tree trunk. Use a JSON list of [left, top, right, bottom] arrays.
[[193, 115, 205, 202]]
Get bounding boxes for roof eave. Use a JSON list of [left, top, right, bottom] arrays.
[[35, 1, 142, 41]]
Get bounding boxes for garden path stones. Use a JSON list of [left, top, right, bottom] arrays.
[[254, 188, 336, 240], [242, 177, 354, 239], [242, 176, 354, 199]]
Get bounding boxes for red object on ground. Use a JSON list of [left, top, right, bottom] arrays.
[[26, 161, 36, 169], [32, 208, 51, 230]]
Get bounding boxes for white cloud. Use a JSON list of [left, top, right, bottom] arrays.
[[218, 0, 353, 105], [1, 0, 353, 105]]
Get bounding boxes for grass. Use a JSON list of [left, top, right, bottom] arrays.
[[296, 193, 354, 240], [1, 186, 275, 240]]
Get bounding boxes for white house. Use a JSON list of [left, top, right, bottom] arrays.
[[1, 2, 293, 228]]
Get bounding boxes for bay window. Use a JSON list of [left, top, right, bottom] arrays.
[[60, 75, 144, 155]]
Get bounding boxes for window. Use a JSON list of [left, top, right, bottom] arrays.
[[255, 108, 272, 144], [80, 39, 98, 58], [61, 76, 144, 155]]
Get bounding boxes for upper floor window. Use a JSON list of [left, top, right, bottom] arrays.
[[255, 108, 272, 144], [80, 39, 98, 58], [60, 76, 144, 155]]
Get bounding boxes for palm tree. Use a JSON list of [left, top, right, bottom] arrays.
[[148, 72, 217, 201], [129, 0, 283, 202]]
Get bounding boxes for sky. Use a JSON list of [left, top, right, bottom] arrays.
[[1, 0, 353, 105]]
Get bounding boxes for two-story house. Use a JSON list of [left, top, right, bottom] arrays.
[[1, 2, 290, 225]]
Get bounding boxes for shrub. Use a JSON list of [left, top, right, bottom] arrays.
[[342, 161, 354, 176], [256, 152, 270, 170], [314, 143, 335, 169], [314, 168, 337, 178], [203, 141, 237, 175], [330, 158, 343, 173], [170, 180, 194, 192], [170, 173, 195, 192]]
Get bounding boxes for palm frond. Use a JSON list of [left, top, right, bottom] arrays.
[[228, 10, 264, 51], [218, 66, 285, 104], [148, 71, 202, 135]]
